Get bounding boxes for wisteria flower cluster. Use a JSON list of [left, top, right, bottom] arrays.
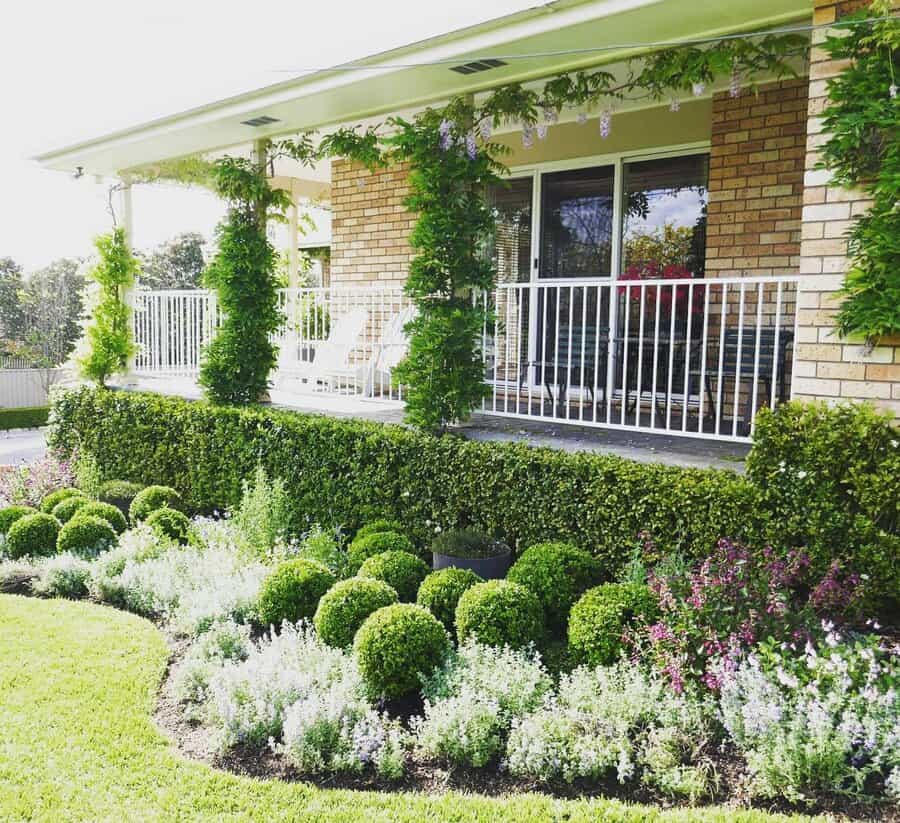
[[505, 662, 718, 800], [414, 641, 551, 768], [720, 631, 900, 802]]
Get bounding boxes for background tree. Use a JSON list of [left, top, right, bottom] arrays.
[[0, 258, 26, 342], [20, 258, 85, 364], [138, 232, 207, 290]]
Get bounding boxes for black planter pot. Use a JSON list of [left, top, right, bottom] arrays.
[[432, 546, 512, 580]]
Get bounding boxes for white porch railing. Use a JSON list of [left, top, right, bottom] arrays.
[[131, 276, 798, 441], [478, 276, 798, 441]]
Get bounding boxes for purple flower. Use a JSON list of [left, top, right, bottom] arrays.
[[521, 125, 534, 149], [729, 64, 741, 98], [669, 98, 680, 113], [438, 119, 454, 151], [543, 106, 558, 124], [536, 124, 548, 141], [465, 130, 477, 160], [478, 117, 492, 141], [599, 110, 612, 138]]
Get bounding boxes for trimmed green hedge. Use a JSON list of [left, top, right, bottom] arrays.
[[47, 388, 899, 610], [0, 406, 50, 430], [48, 388, 759, 572]]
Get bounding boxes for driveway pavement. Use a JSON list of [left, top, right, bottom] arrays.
[[0, 428, 48, 466]]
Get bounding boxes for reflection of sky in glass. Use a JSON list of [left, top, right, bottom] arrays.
[[626, 189, 705, 235], [559, 197, 613, 245]]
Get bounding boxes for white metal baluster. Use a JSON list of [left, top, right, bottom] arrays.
[[715, 284, 727, 437], [650, 285, 661, 431], [635, 285, 646, 426], [541, 286, 550, 420], [749, 282, 764, 434], [504, 287, 512, 413], [665, 284, 676, 431], [682, 283, 694, 433], [579, 285, 588, 421], [565, 285, 574, 420], [732, 284, 747, 438], [620, 285, 630, 426], [592, 285, 602, 424], [698, 284, 711, 431], [771, 281, 783, 410]]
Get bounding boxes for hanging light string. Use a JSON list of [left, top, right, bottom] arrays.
[[269, 15, 897, 74]]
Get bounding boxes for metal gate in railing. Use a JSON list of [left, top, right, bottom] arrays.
[[477, 275, 799, 441]]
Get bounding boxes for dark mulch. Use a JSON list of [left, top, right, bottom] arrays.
[[152, 636, 900, 822]]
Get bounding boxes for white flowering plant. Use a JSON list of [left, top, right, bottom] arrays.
[[720, 630, 900, 803], [505, 662, 718, 800], [31, 553, 92, 599], [413, 641, 551, 768]]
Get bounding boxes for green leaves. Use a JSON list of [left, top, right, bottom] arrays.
[[77, 228, 138, 387]]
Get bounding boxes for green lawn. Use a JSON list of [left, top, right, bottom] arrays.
[[0, 595, 824, 823]]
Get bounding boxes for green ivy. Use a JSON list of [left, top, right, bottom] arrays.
[[77, 229, 138, 386], [819, 2, 900, 344]]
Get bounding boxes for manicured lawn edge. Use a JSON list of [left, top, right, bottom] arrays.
[[0, 595, 823, 822], [0, 405, 49, 430]]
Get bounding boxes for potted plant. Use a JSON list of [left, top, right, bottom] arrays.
[[431, 528, 512, 579]]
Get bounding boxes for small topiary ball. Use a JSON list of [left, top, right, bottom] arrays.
[[354, 603, 450, 698], [5, 513, 61, 559], [455, 579, 544, 650], [507, 541, 603, 631], [347, 530, 417, 573], [57, 514, 117, 559], [0, 505, 38, 537], [98, 480, 144, 516], [257, 558, 336, 628], [51, 496, 91, 524], [314, 577, 399, 648], [129, 485, 181, 522], [416, 567, 482, 632], [357, 550, 430, 602], [75, 501, 128, 535], [144, 507, 192, 543], [567, 582, 659, 667], [354, 519, 404, 541], [40, 488, 85, 515]]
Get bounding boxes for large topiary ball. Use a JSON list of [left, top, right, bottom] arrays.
[[5, 513, 61, 559], [40, 488, 85, 515], [257, 558, 336, 627], [129, 485, 181, 522], [57, 514, 117, 559], [357, 550, 430, 602], [416, 567, 482, 632], [314, 577, 399, 648], [51, 496, 91, 524], [354, 519, 404, 541], [354, 603, 450, 698], [455, 579, 544, 650], [144, 507, 192, 544], [507, 541, 603, 630], [97, 479, 144, 516], [347, 530, 416, 572], [568, 582, 659, 667], [75, 501, 128, 535], [0, 505, 38, 537]]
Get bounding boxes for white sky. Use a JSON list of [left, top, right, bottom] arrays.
[[0, 0, 536, 271]]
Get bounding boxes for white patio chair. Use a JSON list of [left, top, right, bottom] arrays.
[[363, 306, 416, 397]]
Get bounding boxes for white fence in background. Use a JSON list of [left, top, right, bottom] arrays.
[[0, 369, 64, 409], [130, 276, 798, 442]]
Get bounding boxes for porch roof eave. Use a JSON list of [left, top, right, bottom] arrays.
[[33, 0, 811, 178]]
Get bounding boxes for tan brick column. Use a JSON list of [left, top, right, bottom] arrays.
[[795, 1, 900, 413]]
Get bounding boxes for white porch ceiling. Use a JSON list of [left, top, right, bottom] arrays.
[[35, 0, 812, 178]]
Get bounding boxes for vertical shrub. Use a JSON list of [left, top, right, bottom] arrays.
[[76, 228, 137, 386]]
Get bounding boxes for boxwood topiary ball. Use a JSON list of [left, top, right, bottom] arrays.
[[5, 513, 61, 559], [144, 507, 192, 544], [354, 519, 404, 541], [354, 603, 450, 698], [257, 558, 336, 628], [0, 505, 38, 537], [97, 480, 144, 516], [75, 501, 129, 535], [40, 488, 85, 515], [51, 496, 90, 524], [357, 550, 430, 602], [416, 567, 482, 632], [314, 577, 399, 648], [455, 579, 544, 650], [57, 514, 117, 559], [129, 485, 181, 522], [567, 582, 659, 667], [507, 541, 603, 631], [347, 531, 417, 573]]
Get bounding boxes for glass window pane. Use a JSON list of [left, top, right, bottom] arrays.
[[488, 177, 533, 284], [540, 165, 614, 279], [621, 154, 709, 279]]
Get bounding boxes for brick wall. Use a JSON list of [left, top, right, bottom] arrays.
[[705, 78, 807, 279], [329, 159, 415, 287], [794, 0, 900, 414]]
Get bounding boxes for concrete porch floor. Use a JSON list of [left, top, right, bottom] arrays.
[[125, 376, 748, 472]]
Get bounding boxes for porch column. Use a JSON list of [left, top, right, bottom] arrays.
[[288, 200, 300, 288], [117, 176, 138, 382], [794, 0, 900, 414]]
